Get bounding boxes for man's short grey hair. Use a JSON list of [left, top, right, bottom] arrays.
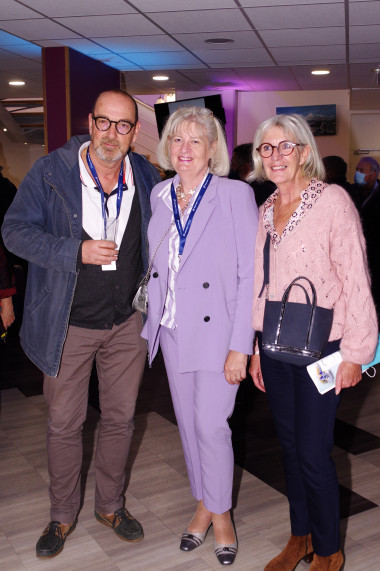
[[248, 114, 325, 182], [357, 156, 380, 178], [157, 106, 230, 176]]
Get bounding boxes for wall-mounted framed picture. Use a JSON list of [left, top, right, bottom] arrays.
[[276, 104, 336, 136]]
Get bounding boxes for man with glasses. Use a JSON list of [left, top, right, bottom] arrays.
[[2, 89, 161, 558]]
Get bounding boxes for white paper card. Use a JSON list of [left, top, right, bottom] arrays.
[[307, 351, 342, 394]]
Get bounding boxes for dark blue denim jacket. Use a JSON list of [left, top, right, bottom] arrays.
[[2, 134, 160, 376]]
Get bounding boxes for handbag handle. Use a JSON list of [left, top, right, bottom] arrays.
[[142, 220, 175, 286], [258, 234, 312, 305], [277, 276, 317, 349], [282, 277, 314, 306]]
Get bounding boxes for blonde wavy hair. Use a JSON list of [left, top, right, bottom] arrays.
[[157, 106, 230, 176]]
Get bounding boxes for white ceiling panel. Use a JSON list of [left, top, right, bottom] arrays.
[[350, 43, 380, 59], [40, 39, 114, 55], [149, 9, 252, 34], [3, 44, 42, 60], [260, 27, 345, 47], [0, 49, 20, 60], [134, 63, 208, 70], [172, 31, 262, 51], [292, 64, 349, 89], [127, 51, 201, 66], [0, 0, 43, 20], [96, 55, 142, 70], [349, 1, 380, 25], [0, 1, 378, 108], [96, 36, 182, 53], [350, 25, 380, 43], [271, 45, 346, 62], [350, 62, 380, 87], [136, 0, 237, 10], [240, 0, 343, 5], [234, 67, 300, 89], [192, 48, 273, 65], [0, 19, 81, 40], [55, 14, 163, 37], [212, 61, 277, 69], [245, 4, 345, 29], [19, 0, 137, 17]]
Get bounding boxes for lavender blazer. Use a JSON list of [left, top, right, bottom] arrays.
[[142, 174, 259, 373]]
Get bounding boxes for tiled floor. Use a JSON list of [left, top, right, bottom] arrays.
[[1, 337, 380, 570]]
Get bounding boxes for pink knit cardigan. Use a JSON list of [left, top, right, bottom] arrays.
[[252, 180, 378, 364]]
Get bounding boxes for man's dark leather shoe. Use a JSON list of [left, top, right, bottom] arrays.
[[36, 520, 77, 558], [95, 507, 144, 542]]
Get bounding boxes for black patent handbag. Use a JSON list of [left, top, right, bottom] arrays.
[[260, 234, 334, 366]]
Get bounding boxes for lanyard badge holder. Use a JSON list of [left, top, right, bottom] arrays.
[[86, 148, 124, 271]]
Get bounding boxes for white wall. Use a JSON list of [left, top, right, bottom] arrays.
[[237, 90, 351, 163], [0, 132, 44, 187], [349, 111, 380, 181]]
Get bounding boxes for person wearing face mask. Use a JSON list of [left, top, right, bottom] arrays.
[[354, 157, 380, 322]]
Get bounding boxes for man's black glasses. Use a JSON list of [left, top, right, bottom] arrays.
[[92, 115, 135, 135]]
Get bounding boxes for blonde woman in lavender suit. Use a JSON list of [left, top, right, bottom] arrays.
[[249, 114, 378, 571], [142, 106, 258, 566]]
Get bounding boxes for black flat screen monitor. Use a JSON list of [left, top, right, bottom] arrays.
[[154, 94, 226, 138]]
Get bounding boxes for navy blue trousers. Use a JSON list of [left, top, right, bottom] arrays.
[[258, 334, 341, 557]]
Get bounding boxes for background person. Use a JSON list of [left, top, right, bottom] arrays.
[[353, 156, 380, 323], [0, 240, 15, 338], [322, 155, 357, 203], [2, 89, 161, 558], [142, 107, 258, 566], [249, 114, 378, 570], [229, 142, 275, 207]]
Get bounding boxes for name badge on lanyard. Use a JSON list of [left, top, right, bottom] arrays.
[[170, 173, 212, 260], [86, 147, 124, 271]]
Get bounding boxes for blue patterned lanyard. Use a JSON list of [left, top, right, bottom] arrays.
[[170, 173, 212, 256], [86, 147, 124, 235]]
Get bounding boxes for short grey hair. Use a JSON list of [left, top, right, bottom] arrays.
[[357, 156, 380, 178], [248, 114, 326, 182], [157, 106, 230, 176]]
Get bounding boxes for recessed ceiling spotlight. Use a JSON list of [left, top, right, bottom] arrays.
[[9, 80, 25, 86], [205, 38, 234, 45], [3, 128, 7, 132], [153, 75, 169, 81], [311, 70, 330, 76]]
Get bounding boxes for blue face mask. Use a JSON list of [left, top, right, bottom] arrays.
[[354, 171, 367, 186]]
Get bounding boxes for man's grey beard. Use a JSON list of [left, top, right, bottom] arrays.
[[93, 141, 124, 163]]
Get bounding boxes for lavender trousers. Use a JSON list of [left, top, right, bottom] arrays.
[[160, 325, 239, 514], [43, 312, 146, 523]]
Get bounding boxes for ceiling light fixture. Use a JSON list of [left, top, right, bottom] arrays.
[[9, 80, 25, 86], [205, 38, 234, 45], [153, 75, 169, 81], [3, 128, 7, 132], [311, 70, 330, 76]]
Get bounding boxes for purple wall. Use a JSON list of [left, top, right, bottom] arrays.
[[43, 47, 120, 152], [43, 47, 69, 152], [69, 50, 120, 137]]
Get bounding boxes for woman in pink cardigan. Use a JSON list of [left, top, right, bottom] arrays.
[[249, 114, 378, 571]]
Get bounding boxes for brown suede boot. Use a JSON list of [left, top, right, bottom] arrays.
[[264, 534, 314, 570], [310, 550, 344, 570]]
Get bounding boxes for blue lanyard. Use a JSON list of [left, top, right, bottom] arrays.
[[86, 147, 124, 227], [170, 173, 212, 256]]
